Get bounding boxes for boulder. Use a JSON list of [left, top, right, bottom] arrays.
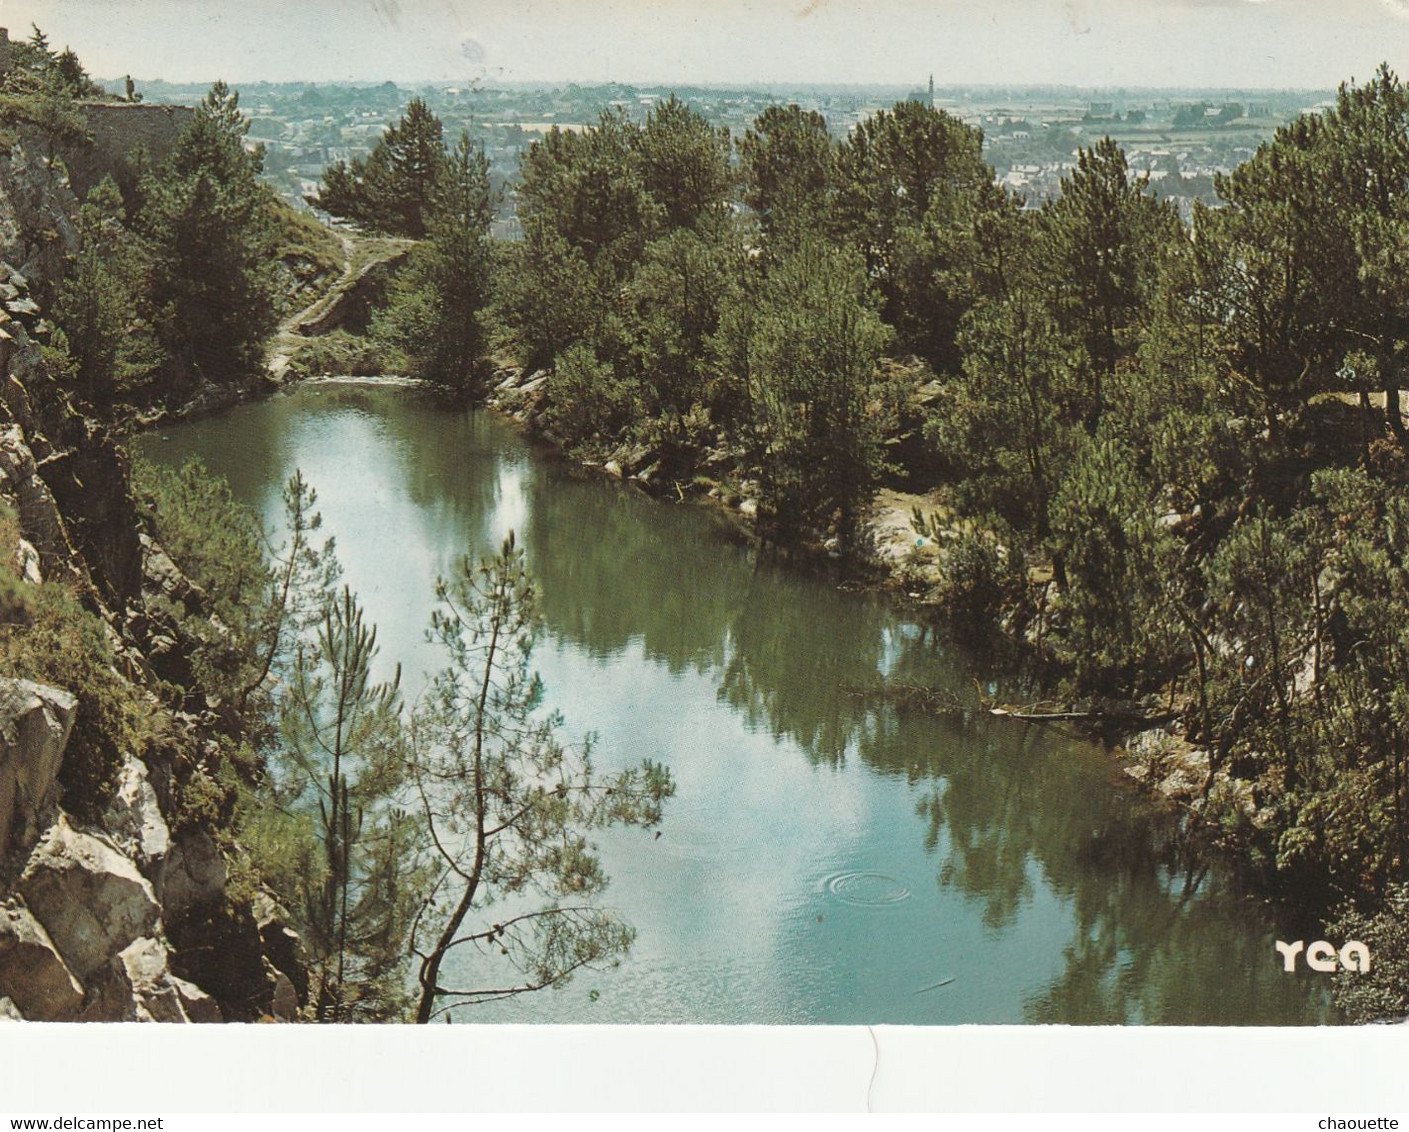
[[118, 937, 187, 1022], [4, 298, 40, 318], [171, 975, 222, 1023], [139, 533, 208, 616], [103, 754, 171, 873], [14, 537, 40, 584], [160, 826, 227, 918], [270, 965, 299, 1022], [18, 818, 161, 979], [78, 936, 216, 1026], [253, 891, 308, 1007], [0, 678, 77, 872], [80, 937, 188, 1023], [0, 996, 22, 1021], [0, 899, 84, 1020]]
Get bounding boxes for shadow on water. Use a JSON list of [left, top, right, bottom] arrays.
[[134, 384, 1333, 1025]]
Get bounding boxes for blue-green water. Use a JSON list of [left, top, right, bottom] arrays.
[[135, 381, 1332, 1024]]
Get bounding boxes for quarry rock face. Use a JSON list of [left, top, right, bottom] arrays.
[[0, 898, 84, 1020], [17, 817, 162, 981], [0, 125, 305, 1025], [80, 936, 196, 1023], [103, 753, 172, 873], [0, 679, 77, 875]]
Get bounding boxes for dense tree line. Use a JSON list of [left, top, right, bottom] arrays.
[[313, 73, 1409, 1017], [31, 68, 322, 411]]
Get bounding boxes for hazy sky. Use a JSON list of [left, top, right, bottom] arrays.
[[4, 0, 1409, 88]]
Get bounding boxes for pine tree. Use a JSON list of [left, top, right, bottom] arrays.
[[313, 98, 446, 236], [738, 238, 895, 546], [372, 132, 494, 387], [272, 586, 418, 1022], [139, 81, 279, 386], [738, 103, 835, 242], [409, 533, 673, 1022]]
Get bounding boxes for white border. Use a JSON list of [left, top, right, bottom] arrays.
[[1, 1024, 1407, 1112]]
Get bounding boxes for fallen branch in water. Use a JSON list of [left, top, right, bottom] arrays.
[[841, 680, 968, 715], [988, 705, 1179, 727]]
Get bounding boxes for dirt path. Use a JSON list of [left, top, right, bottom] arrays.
[[266, 230, 412, 381]]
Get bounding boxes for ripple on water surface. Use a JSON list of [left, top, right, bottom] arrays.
[[824, 870, 911, 907]]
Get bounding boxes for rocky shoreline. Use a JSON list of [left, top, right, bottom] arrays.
[[0, 136, 308, 1024]]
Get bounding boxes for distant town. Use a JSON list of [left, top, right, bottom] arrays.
[[101, 75, 1335, 236]]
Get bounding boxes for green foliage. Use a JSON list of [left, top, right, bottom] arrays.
[[0, 533, 146, 821], [370, 132, 494, 388], [409, 532, 674, 1022], [636, 95, 733, 232], [737, 103, 834, 242], [518, 107, 659, 283], [285, 329, 399, 380], [132, 455, 271, 704], [622, 227, 738, 418], [832, 100, 999, 373], [494, 226, 602, 373], [935, 533, 1017, 633], [138, 82, 280, 386], [1, 26, 105, 100], [928, 207, 1071, 542], [54, 180, 148, 408], [540, 342, 640, 449], [272, 200, 346, 301], [1049, 431, 1181, 694], [1328, 884, 1409, 1022], [1039, 138, 1182, 428], [313, 98, 445, 237], [736, 237, 895, 544], [0, 25, 101, 155], [1198, 113, 1359, 435], [1206, 508, 1319, 794], [268, 585, 417, 1022]]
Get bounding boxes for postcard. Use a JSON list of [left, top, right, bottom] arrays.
[[0, 0, 1407, 1114]]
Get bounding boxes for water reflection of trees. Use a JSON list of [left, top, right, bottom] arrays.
[[906, 716, 1325, 1023], [512, 434, 1324, 1020], [155, 395, 1328, 1024], [524, 461, 749, 675]]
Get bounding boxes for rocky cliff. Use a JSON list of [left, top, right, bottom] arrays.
[[0, 133, 302, 1023]]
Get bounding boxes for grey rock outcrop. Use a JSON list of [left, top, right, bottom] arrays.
[[0, 679, 77, 874], [103, 754, 171, 873], [0, 995, 22, 1021], [0, 145, 81, 288], [171, 974, 222, 1023], [0, 899, 83, 1020], [18, 818, 161, 979], [160, 827, 227, 918], [81, 937, 188, 1023], [0, 424, 90, 593]]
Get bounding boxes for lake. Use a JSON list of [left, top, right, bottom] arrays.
[[135, 380, 1331, 1025]]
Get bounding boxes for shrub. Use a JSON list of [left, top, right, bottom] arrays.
[[0, 574, 147, 821], [285, 330, 399, 379], [540, 343, 641, 450], [937, 534, 1012, 632]]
